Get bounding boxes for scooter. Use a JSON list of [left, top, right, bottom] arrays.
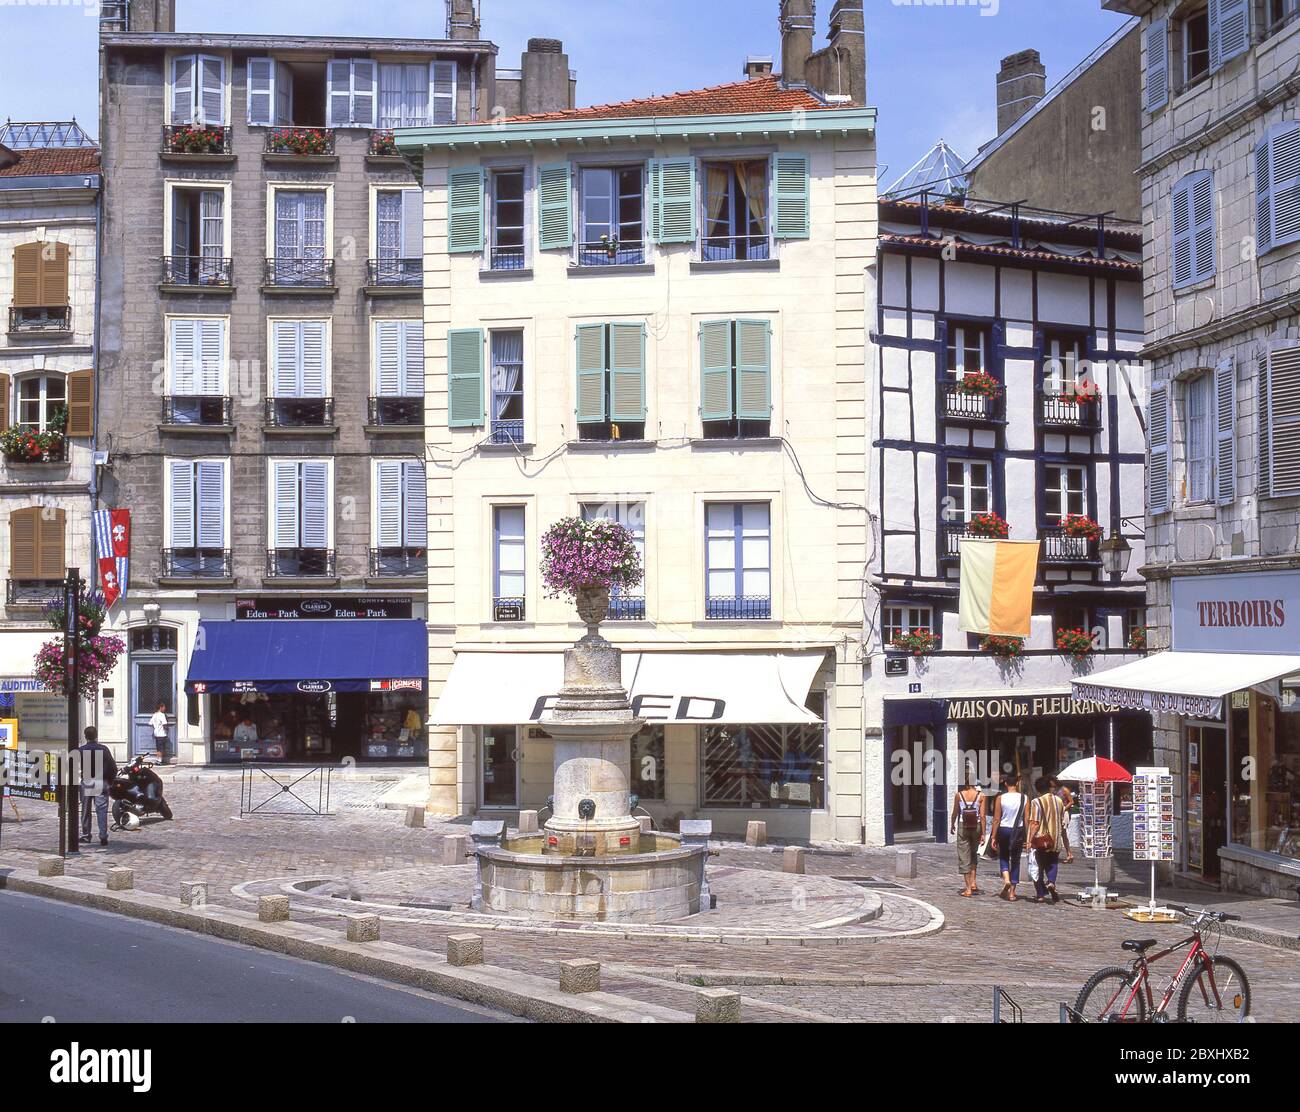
[[109, 755, 173, 830]]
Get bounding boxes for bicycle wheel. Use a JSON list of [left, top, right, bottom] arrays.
[[1177, 956, 1250, 1023], [1073, 966, 1147, 1023]]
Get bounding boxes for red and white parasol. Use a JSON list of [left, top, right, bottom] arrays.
[[1056, 756, 1132, 783]]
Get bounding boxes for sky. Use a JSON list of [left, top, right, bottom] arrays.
[[0, 0, 1133, 186]]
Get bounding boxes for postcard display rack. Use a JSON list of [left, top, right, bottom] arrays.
[[1132, 766, 1176, 911], [1079, 781, 1113, 860]]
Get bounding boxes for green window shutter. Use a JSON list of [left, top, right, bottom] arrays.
[[575, 323, 607, 424], [609, 322, 646, 422], [538, 162, 573, 250], [773, 154, 810, 239], [649, 157, 697, 244], [735, 319, 772, 420], [447, 328, 484, 427], [699, 319, 734, 422], [447, 168, 484, 254]]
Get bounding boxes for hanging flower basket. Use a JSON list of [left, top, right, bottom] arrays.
[[1056, 627, 1095, 660], [957, 371, 1002, 399], [1059, 514, 1103, 541], [967, 512, 1010, 539], [542, 516, 643, 637], [1127, 626, 1148, 651], [980, 635, 1024, 658], [33, 590, 124, 699], [890, 629, 939, 658]]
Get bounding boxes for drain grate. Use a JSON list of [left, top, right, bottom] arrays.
[[832, 874, 908, 890]]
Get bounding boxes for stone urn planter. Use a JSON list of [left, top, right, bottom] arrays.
[[574, 584, 610, 637]]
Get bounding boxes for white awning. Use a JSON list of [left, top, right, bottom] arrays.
[[0, 632, 52, 692], [432, 650, 828, 726], [1072, 652, 1300, 721]]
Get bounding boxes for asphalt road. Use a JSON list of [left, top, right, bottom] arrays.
[[0, 891, 510, 1023]]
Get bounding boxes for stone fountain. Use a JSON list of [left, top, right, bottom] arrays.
[[470, 586, 710, 923]]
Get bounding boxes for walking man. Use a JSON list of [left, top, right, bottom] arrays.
[[75, 726, 117, 847], [1027, 775, 1068, 903], [149, 701, 171, 764]]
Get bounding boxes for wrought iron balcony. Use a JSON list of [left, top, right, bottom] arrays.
[[492, 596, 526, 622], [6, 579, 63, 607], [163, 395, 233, 427], [267, 548, 335, 578], [263, 128, 336, 156], [8, 306, 71, 334], [367, 396, 423, 427], [369, 548, 428, 578], [366, 258, 422, 287], [264, 257, 334, 288], [705, 595, 772, 620], [162, 548, 232, 579], [265, 397, 334, 428], [940, 382, 1004, 423], [161, 256, 233, 287], [488, 246, 527, 271], [575, 240, 646, 267], [607, 594, 646, 621], [1040, 527, 1100, 565], [489, 419, 525, 445], [700, 234, 771, 263], [1038, 393, 1102, 431], [161, 124, 232, 156], [942, 523, 976, 559]]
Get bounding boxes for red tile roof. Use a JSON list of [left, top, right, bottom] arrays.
[[880, 232, 1142, 275], [501, 75, 835, 123], [0, 146, 101, 178]]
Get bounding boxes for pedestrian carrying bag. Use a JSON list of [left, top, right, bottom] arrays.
[[959, 791, 980, 832], [1030, 795, 1055, 851]]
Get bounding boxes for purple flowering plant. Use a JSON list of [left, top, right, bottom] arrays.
[[34, 589, 125, 698], [540, 516, 643, 599]]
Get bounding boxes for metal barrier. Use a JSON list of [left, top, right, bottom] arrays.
[[239, 765, 334, 817], [992, 986, 1022, 1023]]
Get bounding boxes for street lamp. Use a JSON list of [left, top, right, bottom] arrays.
[[1099, 531, 1132, 578]]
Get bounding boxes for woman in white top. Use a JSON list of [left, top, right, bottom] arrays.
[[989, 775, 1027, 901]]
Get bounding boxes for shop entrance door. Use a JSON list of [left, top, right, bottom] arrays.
[[131, 658, 176, 757], [891, 725, 934, 838], [480, 726, 518, 808], [1187, 723, 1227, 879]]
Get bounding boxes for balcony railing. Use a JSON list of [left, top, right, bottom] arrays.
[[366, 258, 422, 287], [1038, 394, 1102, 430], [367, 396, 423, 426], [161, 125, 232, 156], [607, 594, 646, 621], [940, 382, 1004, 423], [488, 246, 527, 271], [162, 548, 232, 579], [161, 256, 233, 287], [489, 419, 525, 445], [942, 523, 978, 559], [369, 548, 427, 578], [8, 306, 71, 334], [492, 596, 526, 622], [700, 234, 771, 263], [1040, 528, 1100, 565], [6, 579, 62, 607], [263, 128, 336, 156], [575, 240, 646, 267], [265, 397, 334, 427], [705, 595, 772, 620], [267, 548, 335, 578], [164, 395, 233, 427], [264, 257, 335, 288]]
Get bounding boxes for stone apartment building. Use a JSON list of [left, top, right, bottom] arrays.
[[93, 0, 573, 765], [0, 121, 101, 754], [398, 0, 877, 841], [1078, 0, 1300, 897]]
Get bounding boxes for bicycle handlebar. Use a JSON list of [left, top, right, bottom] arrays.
[[1169, 903, 1239, 923]]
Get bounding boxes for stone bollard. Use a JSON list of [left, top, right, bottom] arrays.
[[782, 846, 807, 875], [346, 914, 381, 943], [895, 848, 918, 879], [105, 867, 134, 891], [442, 833, 469, 866], [680, 819, 714, 910], [636, 815, 653, 835], [37, 856, 64, 878], [180, 881, 208, 907], [517, 810, 539, 834], [446, 933, 483, 967], [404, 806, 426, 829], [558, 959, 600, 994], [258, 894, 291, 922], [745, 820, 767, 847], [695, 987, 742, 1024]]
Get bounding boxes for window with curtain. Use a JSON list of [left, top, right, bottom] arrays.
[[1185, 373, 1212, 503], [378, 63, 430, 128], [702, 159, 769, 261], [945, 324, 986, 379], [489, 330, 524, 445], [578, 166, 644, 265], [374, 189, 422, 285], [273, 190, 328, 285]]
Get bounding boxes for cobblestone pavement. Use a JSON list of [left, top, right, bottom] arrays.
[[2, 780, 1298, 1023]]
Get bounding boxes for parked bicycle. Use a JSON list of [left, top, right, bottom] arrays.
[[1072, 904, 1251, 1023]]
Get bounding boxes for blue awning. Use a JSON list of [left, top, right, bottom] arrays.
[[185, 620, 427, 695]]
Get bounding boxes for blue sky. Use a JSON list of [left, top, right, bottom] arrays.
[[0, 0, 1131, 185]]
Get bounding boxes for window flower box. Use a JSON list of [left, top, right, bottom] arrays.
[[265, 128, 336, 156], [957, 370, 1002, 400], [1055, 627, 1095, 661], [1128, 626, 1148, 651], [967, 511, 1010, 539], [369, 130, 399, 157], [1060, 513, 1104, 541], [2, 409, 67, 463], [980, 635, 1024, 658], [162, 124, 230, 155], [890, 629, 939, 658]]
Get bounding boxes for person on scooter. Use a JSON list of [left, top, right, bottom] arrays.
[[74, 726, 117, 847]]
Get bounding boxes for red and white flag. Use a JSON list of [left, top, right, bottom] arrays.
[[94, 508, 130, 607]]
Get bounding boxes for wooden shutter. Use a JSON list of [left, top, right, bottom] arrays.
[[1148, 382, 1171, 513], [38, 241, 69, 308], [247, 57, 274, 125], [431, 60, 456, 124], [700, 320, 734, 422], [1261, 122, 1300, 252], [170, 319, 197, 394], [300, 461, 330, 548], [65, 370, 94, 438], [537, 162, 573, 251], [1214, 355, 1236, 505], [1172, 171, 1215, 287], [1144, 18, 1169, 114], [351, 60, 377, 128], [327, 60, 353, 127], [196, 461, 225, 548], [12, 243, 42, 307], [272, 320, 300, 396], [36, 507, 66, 579], [735, 319, 773, 420], [9, 508, 39, 578], [446, 328, 484, 427], [171, 55, 195, 125], [648, 158, 696, 244], [401, 320, 423, 396], [197, 318, 225, 394], [0, 374, 8, 429], [375, 321, 403, 396], [197, 55, 225, 126], [1171, 178, 1193, 287], [374, 461, 403, 547], [773, 154, 811, 240], [271, 461, 300, 548], [608, 322, 646, 423], [1210, 0, 1250, 72], [1264, 347, 1300, 497], [447, 167, 484, 254], [575, 323, 607, 424], [169, 461, 196, 548], [275, 61, 293, 125], [401, 189, 423, 259], [1256, 132, 1274, 256], [299, 321, 328, 398], [402, 460, 427, 547]]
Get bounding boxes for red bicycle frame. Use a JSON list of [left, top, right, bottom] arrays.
[[1100, 932, 1223, 1020]]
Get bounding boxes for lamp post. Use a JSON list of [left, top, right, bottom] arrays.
[[61, 568, 82, 857], [1099, 531, 1132, 581]]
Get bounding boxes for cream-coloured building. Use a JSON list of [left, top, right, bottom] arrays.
[[399, 10, 877, 841]]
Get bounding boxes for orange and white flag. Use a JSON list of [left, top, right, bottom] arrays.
[[957, 538, 1040, 638]]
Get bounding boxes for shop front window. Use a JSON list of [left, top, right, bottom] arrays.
[[1229, 692, 1300, 864], [700, 692, 825, 809]]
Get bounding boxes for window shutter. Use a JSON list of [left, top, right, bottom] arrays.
[[773, 154, 811, 240], [735, 319, 773, 420], [327, 60, 353, 128], [1256, 132, 1274, 256], [1148, 382, 1171, 513], [9, 508, 38, 578], [1214, 356, 1236, 505], [375, 320, 402, 396], [608, 322, 646, 422], [401, 189, 423, 259], [446, 328, 485, 427], [374, 460, 404, 547], [401, 320, 423, 396], [402, 460, 427, 547], [300, 321, 328, 398], [247, 57, 274, 126], [1171, 178, 1193, 287], [1144, 18, 1169, 114], [65, 369, 94, 438], [350, 60, 377, 127], [197, 55, 225, 126], [172, 55, 195, 125], [447, 167, 484, 254], [1260, 351, 1272, 497], [1173, 171, 1215, 287], [700, 320, 734, 422], [271, 461, 300, 548], [36, 507, 66, 580], [0, 373, 9, 429], [1263, 122, 1300, 253], [171, 193, 192, 258], [170, 319, 197, 395], [537, 162, 573, 250], [38, 242, 68, 307], [1265, 347, 1300, 497], [169, 461, 196, 548], [12, 243, 42, 307], [272, 320, 300, 396], [197, 318, 225, 395], [300, 462, 330, 548], [196, 461, 225, 548], [648, 157, 696, 244], [431, 60, 456, 124], [575, 323, 607, 424], [275, 61, 293, 125], [1210, 0, 1250, 72]]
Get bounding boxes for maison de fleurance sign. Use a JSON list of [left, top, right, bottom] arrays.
[[1171, 570, 1300, 655]]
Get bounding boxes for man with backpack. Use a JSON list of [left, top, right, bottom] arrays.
[[950, 775, 987, 897]]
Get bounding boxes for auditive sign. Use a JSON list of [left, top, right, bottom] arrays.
[[1171, 570, 1300, 654]]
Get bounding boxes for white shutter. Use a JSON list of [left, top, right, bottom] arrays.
[[171, 192, 192, 257], [197, 318, 225, 394], [402, 460, 427, 547], [247, 57, 274, 126], [300, 321, 328, 397], [401, 189, 423, 259], [300, 461, 330, 548], [1265, 347, 1300, 497], [1149, 382, 1171, 513], [1144, 18, 1169, 114], [196, 461, 226, 548], [1215, 356, 1236, 505], [168, 461, 196, 548], [275, 62, 293, 125], [171, 55, 195, 125], [327, 60, 353, 128], [198, 55, 225, 126], [374, 320, 402, 396], [351, 60, 377, 127], [431, 60, 456, 125], [170, 319, 197, 395], [271, 461, 301, 548], [374, 460, 403, 547], [401, 320, 424, 396], [272, 320, 300, 396]]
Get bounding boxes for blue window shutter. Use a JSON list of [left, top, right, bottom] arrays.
[[1214, 355, 1236, 505], [1257, 133, 1275, 256], [649, 157, 697, 244], [735, 319, 772, 420], [608, 322, 646, 422], [1173, 170, 1215, 287], [575, 324, 607, 423], [447, 168, 484, 254], [1149, 382, 1171, 513], [447, 328, 484, 427], [537, 162, 573, 250], [1266, 347, 1300, 497], [1210, 0, 1250, 72], [699, 320, 734, 422], [1144, 18, 1169, 114], [773, 154, 810, 239], [1265, 123, 1300, 252]]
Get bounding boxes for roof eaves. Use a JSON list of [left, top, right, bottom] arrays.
[[100, 31, 497, 56]]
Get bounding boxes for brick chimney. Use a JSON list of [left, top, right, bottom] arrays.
[[825, 0, 866, 104], [997, 49, 1046, 134], [780, 0, 814, 88], [447, 0, 480, 41], [117, 0, 176, 32], [745, 57, 775, 81]]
